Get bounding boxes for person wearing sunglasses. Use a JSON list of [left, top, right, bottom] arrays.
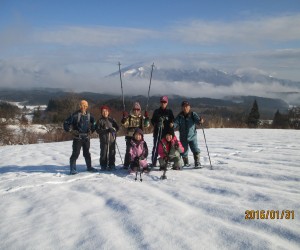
[[150, 96, 174, 168]]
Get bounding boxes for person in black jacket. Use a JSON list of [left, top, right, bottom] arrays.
[[96, 105, 119, 171], [63, 100, 97, 175], [150, 96, 174, 167]]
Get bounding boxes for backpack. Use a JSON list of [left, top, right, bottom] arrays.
[[76, 112, 90, 124]]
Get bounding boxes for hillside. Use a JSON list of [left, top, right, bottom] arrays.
[[0, 88, 289, 119]]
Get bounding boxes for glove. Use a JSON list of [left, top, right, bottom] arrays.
[[109, 127, 116, 133], [123, 111, 129, 119], [71, 130, 79, 136], [134, 156, 140, 165], [199, 116, 204, 124], [174, 142, 179, 150], [164, 156, 169, 162], [144, 111, 149, 118]]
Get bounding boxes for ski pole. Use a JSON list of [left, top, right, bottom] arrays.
[[118, 62, 125, 112], [134, 161, 143, 182], [107, 132, 110, 167], [152, 125, 162, 166], [145, 63, 155, 112], [160, 140, 169, 180], [201, 124, 213, 170]]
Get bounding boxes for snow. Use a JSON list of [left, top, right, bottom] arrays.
[[0, 128, 299, 250], [7, 124, 48, 134]]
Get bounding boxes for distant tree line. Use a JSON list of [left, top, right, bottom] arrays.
[[1, 97, 300, 145], [0, 101, 20, 119]]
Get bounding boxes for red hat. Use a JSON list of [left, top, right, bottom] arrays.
[[160, 96, 168, 103], [100, 105, 110, 112]]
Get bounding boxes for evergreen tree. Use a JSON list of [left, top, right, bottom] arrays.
[[247, 99, 260, 128], [288, 106, 300, 129], [272, 110, 290, 129]]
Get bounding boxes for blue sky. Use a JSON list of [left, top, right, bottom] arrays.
[[0, 0, 300, 96]]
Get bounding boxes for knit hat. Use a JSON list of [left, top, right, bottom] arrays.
[[133, 128, 144, 137], [160, 96, 168, 103], [132, 102, 141, 110], [165, 128, 175, 137], [181, 100, 190, 107], [100, 105, 110, 112]]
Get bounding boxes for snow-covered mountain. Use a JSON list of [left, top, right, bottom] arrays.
[[108, 63, 300, 88]]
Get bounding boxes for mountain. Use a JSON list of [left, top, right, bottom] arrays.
[[109, 63, 300, 88]]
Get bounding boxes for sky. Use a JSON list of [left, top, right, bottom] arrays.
[[0, 128, 300, 249], [1, 0, 300, 94]]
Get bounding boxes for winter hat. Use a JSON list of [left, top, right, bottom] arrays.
[[181, 100, 190, 107], [80, 100, 88, 108], [133, 128, 144, 137], [160, 96, 168, 103], [165, 128, 175, 137], [132, 102, 141, 110], [100, 105, 110, 112]]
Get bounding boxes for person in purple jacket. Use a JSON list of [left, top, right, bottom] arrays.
[[129, 128, 149, 173]]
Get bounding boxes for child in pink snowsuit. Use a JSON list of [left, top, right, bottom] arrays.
[[129, 128, 149, 172], [158, 128, 184, 170]]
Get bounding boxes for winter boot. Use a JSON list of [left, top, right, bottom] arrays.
[[87, 167, 98, 172], [182, 157, 190, 167], [86, 158, 97, 172], [193, 153, 202, 169], [70, 160, 77, 175]]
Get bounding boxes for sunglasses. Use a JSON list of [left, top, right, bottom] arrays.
[[160, 101, 167, 104], [133, 108, 140, 111]]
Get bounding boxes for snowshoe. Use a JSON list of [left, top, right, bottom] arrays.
[[160, 175, 167, 180], [70, 170, 78, 175], [194, 163, 203, 169], [87, 167, 98, 172]]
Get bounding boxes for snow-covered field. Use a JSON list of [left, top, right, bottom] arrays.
[[0, 128, 299, 250]]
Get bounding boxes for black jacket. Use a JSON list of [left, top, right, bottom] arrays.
[[96, 116, 119, 143], [151, 107, 174, 137]]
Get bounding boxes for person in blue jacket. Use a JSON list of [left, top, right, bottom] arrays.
[[172, 101, 204, 168], [63, 100, 97, 175]]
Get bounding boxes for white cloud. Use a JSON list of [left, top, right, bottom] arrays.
[[34, 26, 160, 47], [171, 14, 300, 45]]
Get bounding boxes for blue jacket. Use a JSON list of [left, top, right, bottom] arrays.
[[63, 110, 96, 134], [173, 111, 201, 141]]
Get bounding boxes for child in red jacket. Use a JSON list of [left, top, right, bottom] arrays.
[[158, 128, 184, 170]]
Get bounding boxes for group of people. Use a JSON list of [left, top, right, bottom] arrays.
[[63, 96, 204, 175]]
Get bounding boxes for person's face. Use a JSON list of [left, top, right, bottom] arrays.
[[182, 105, 190, 114], [134, 133, 142, 141], [102, 109, 109, 118], [160, 101, 168, 109], [166, 134, 173, 142], [133, 108, 141, 115], [80, 102, 88, 113]]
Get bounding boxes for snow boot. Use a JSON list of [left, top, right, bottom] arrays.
[[70, 160, 77, 175], [182, 157, 190, 167], [193, 153, 202, 169], [87, 167, 98, 172], [70, 170, 78, 175]]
